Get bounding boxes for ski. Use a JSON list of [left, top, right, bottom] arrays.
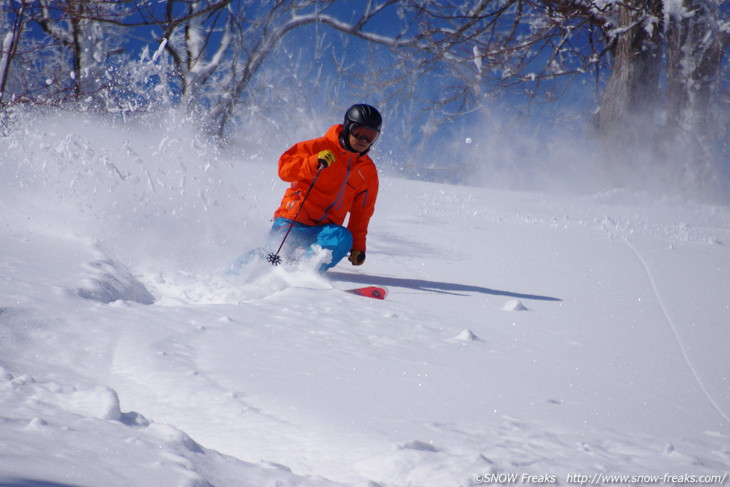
[[344, 286, 388, 300]]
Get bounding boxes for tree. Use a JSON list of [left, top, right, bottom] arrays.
[[38, 0, 131, 105], [1, 0, 727, 193], [381, 0, 729, 190], [665, 0, 730, 185], [149, 0, 415, 138], [0, 0, 27, 106], [594, 0, 663, 140], [0, 0, 135, 108], [0, 0, 418, 136]]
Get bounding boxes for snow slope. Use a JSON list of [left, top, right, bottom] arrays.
[[1, 112, 729, 486]]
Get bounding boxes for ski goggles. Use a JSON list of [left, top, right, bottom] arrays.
[[350, 125, 379, 144]]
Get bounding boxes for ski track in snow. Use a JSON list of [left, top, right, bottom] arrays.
[[1, 113, 729, 486], [624, 238, 730, 425]]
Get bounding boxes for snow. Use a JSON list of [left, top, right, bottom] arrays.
[[1, 111, 729, 486]]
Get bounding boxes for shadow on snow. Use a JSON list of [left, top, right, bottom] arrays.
[[328, 271, 562, 302], [0, 479, 85, 487]]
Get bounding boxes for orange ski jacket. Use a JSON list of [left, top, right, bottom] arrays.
[[273, 124, 379, 252]]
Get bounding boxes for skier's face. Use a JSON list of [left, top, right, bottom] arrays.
[[349, 125, 379, 152]]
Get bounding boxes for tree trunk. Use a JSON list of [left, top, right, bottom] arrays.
[[0, 2, 27, 106], [594, 0, 663, 184], [666, 0, 728, 164], [663, 0, 729, 193]]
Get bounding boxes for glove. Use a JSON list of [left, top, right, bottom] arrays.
[[317, 150, 335, 168], [348, 249, 366, 266]]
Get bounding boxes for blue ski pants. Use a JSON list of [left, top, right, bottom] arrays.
[[270, 217, 353, 271]]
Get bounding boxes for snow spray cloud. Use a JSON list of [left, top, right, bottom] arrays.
[[422, 104, 730, 204], [0, 107, 277, 273], [406, 108, 599, 195]]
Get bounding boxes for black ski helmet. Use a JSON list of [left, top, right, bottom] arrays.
[[340, 104, 382, 153]]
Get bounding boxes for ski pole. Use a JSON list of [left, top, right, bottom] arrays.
[[267, 164, 324, 265]]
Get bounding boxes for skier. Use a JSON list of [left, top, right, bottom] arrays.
[[269, 103, 382, 272]]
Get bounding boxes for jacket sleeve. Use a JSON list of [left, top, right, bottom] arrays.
[[278, 138, 326, 182], [347, 165, 379, 252]]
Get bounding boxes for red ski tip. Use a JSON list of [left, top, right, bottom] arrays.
[[344, 286, 388, 299]]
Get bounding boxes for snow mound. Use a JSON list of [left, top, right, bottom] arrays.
[[502, 299, 527, 311], [0, 366, 341, 487], [1, 370, 122, 422], [454, 328, 480, 341]]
